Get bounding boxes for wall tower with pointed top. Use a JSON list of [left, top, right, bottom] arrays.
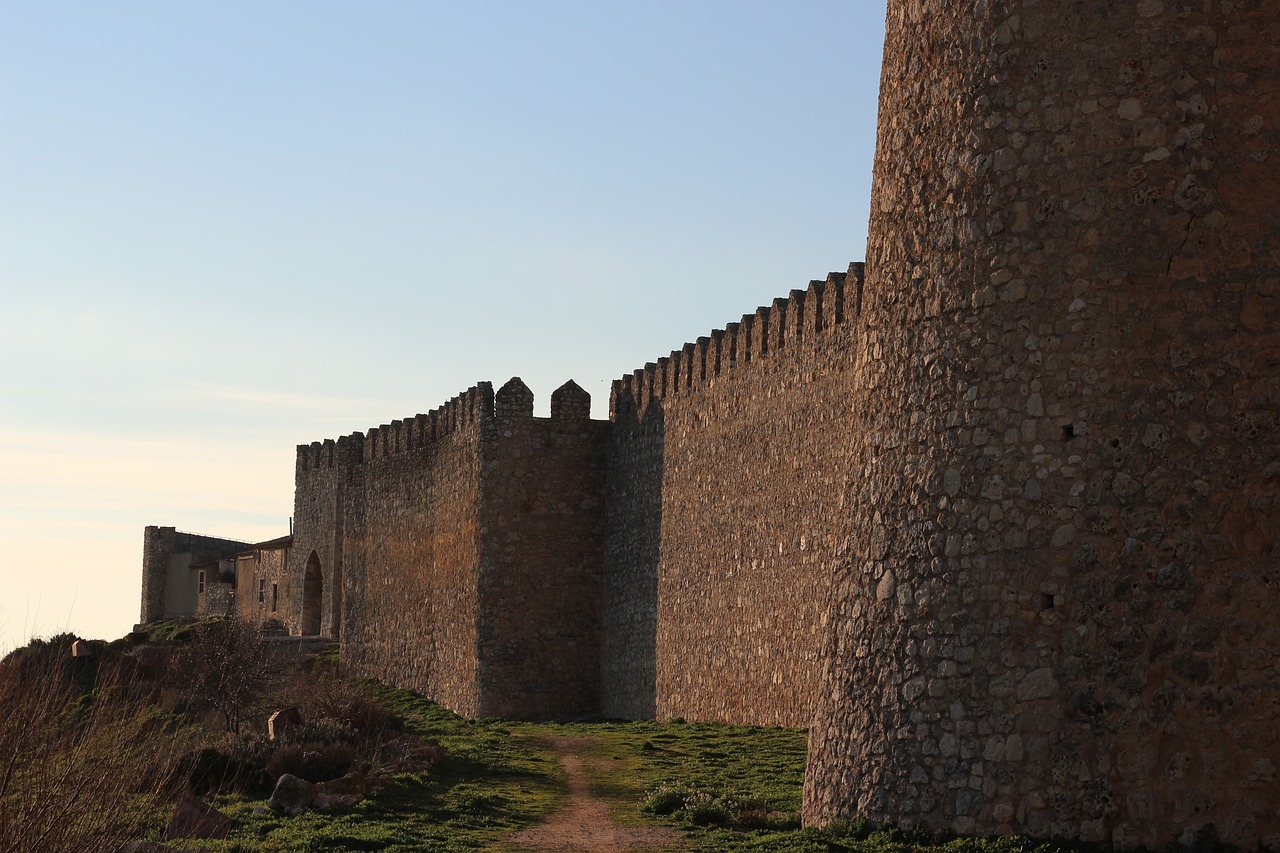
[[290, 378, 610, 719]]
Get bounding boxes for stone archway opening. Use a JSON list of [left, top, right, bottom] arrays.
[[302, 552, 322, 636]]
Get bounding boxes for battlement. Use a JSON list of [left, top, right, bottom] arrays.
[[550, 379, 591, 421], [494, 376, 599, 425], [495, 377, 534, 421], [297, 377, 604, 468], [297, 438, 336, 470], [295, 433, 367, 472], [364, 381, 497, 462], [609, 264, 862, 420]]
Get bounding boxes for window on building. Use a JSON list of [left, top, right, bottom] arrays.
[[272, 583, 279, 612], [198, 571, 206, 595], [259, 578, 266, 603]]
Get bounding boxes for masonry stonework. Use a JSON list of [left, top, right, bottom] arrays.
[[140, 527, 250, 623], [294, 380, 610, 720], [480, 378, 609, 719], [804, 1, 1279, 848], [337, 386, 490, 717], [602, 268, 865, 727], [234, 537, 294, 632], [291, 434, 360, 640], [142, 2, 1278, 846]]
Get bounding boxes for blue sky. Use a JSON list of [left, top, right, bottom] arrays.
[[0, 1, 886, 650]]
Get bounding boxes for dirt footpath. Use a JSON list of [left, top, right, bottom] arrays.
[[505, 736, 686, 853]]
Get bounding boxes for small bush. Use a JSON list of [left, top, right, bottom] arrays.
[[266, 740, 359, 783], [177, 742, 272, 795], [642, 783, 689, 816], [823, 817, 874, 840], [683, 790, 735, 827], [290, 676, 401, 740], [172, 618, 277, 734], [642, 782, 790, 830], [342, 694, 400, 735], [374, 734, 447, 774], [736, 808, 802, 830], [127, 644, 175, 683], [277, 719, 359, 748]]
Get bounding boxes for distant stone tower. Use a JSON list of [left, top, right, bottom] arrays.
[[805, 2, 1278, 849]]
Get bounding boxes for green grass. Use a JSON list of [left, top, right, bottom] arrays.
[[540, 719, 807, 826], [155, 686, 1091, 853], [190, 686, 564, 852]]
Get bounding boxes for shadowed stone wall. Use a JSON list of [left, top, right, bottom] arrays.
[[603, 266, 864, 727], [336, 385, 491, 717], [600, 398, 665, 720], [479, 378, 609, 719], [297, 380, 610, 721], [804, 1, 1279, 847]]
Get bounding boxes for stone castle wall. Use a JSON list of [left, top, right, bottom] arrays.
[[600, 396, 665, 720], [291, 437, 355, 638], [290, 265, 874, 728], [803, 0, 1279, 848], [602, 266, 865, 727], [295, 379, 610, 720], [336, 385, 491, 717], [479, 379, 609, 719]]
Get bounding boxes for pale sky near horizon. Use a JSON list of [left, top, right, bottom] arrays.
[[0, 1, 887, 652]]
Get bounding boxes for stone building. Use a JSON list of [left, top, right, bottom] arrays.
[[232, 535, 294, 632], [141, 528, 292, 627], [140, 527, 248, 623], [141, 0, 1278, 846]]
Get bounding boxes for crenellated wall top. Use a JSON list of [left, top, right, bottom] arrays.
[[609, 264, 863, 421]]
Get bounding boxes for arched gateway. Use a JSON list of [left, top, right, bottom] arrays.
[[301, 552, 322, 636]]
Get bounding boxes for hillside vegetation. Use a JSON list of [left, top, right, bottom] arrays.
[[2, 625, 1097, 853]]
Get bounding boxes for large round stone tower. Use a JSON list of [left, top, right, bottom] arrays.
[[805, 1, 1278, 848]]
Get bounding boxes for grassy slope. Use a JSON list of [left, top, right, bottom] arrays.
[[203, 686, 563, 851], [184, 683, 1088, 853]]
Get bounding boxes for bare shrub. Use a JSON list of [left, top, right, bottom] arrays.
[[277, 719, 359, 748], [0, 641, 189, 853], [289, 675, 401, 741], [126, 643, 175, 686], [373, 735, 447, 775], [175, 736, 273, 796], [265, 741, 358, 783], [172, 617, 278, 734], [265, 675, 414, 782]]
